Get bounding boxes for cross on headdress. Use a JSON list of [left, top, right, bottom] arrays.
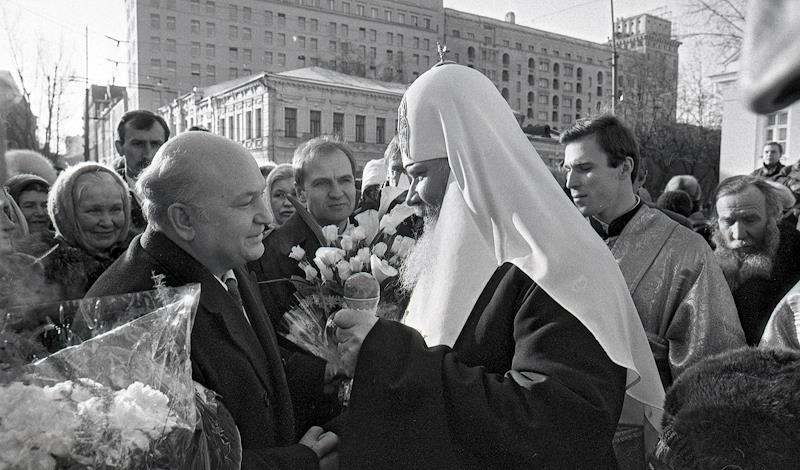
[[434, 42, 454, 66]]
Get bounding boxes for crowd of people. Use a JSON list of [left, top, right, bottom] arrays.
[[3, 3, 800, 467]]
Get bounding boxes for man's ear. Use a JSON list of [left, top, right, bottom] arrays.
[[295, 183, 307, 204], [166, 203, 196, 241], [114, 140, 124, 156], [620, 156, 635, 181]]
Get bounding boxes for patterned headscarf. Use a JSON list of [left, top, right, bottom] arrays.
[[48, 162, 131, 253]]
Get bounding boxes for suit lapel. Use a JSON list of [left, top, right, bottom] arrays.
[[140, 231, 277, 394]]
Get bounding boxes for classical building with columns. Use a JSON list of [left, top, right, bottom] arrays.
[[159, 66, 406, 171]]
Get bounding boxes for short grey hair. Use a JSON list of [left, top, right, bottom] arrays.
[[136, 151, 207, 228], [713, 175, 783, 221]]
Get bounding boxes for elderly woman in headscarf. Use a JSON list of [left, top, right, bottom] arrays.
[[38, 162, 132, 301], [264, 163, 296, 228]]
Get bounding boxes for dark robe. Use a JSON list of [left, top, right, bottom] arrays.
[[338, 263, 627, 469], [86, 230, 325, 469], [733, 224, 800, 345]]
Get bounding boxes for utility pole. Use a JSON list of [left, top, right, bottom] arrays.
[[610, 0, 618, 115], [84, 27, 91, 162]]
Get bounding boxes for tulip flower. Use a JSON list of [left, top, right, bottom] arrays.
[[321, 225, 339, 245], [370, 254, 398, 284], [288, 245, 306, 261], [372, 242, 388, 258], [315, 247, 345, 266]]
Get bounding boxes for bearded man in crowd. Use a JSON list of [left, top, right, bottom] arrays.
[[331, 63, 664, 469], [712, 174, 800, 345]]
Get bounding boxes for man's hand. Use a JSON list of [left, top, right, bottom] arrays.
[[299, 425, 339, 468], [332, 308, 379, 377]]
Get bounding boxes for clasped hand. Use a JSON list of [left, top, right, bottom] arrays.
[[331, 308, 378, 377]]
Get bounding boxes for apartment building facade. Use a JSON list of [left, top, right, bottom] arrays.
[[126, 0, 442, 111]]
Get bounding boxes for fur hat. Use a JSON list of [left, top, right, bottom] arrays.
[[4, 149, 57, 185], [653, 347, 800, 469]]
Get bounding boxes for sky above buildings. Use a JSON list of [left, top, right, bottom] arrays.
[[0, 0, 682, 136]]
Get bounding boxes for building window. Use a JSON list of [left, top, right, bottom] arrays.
[[166, 38, 176, 52], [246, 111, 253, 139], [296, 36, 305, 48], [553, 79, 559, 90], [219, 118, 225, 136], [229, 4, 238, 20], [278, 33, 286, 46], [206, 43, 215, 58], [243, 48, 252, 62], [310, 38, 318, 50], [539, 62, 549, 72], [265, 10, 272, 25], [398, 12, 404, 23], [191, 42, 200, 57], [229, 67, 238, 79], [333, 112, 344, 136], [538, 94, 548, 105], [255, 108, 262, 138], [285, 108, 297, 137], [501, 70, 509, 82], [229, 25, 238, 39], [387, 32, 393, 45], [563, 82, 572, 92], [277, 53, 285, 66], [539, 78, 549, 88], [355, 115, 365, 143], [205, 64, 215, 81], [188, 19, 198, 33], [151, 58, 162, 73], [357, 4, 364, 16], [310, 110, 322, 137], [206, 1, 215, 15], [150, 36, 160, 53], [150, 14, 160, 29], [243, 27, 251, 40], [243, 6, 251, 22], [229, 47, 238, 61], [228, 116, 234, 138], [397, 34, 403, 47], [376, 117, 385, 144], [277, 13, 286, 27], [264, 51, 273, 64], [206, 22, 215, 37], [166, 60, 176, 78], [265, 31, 272, 44], [190, 62, 200, 76], [765, 111, 789, 149], [298, 16, 306, 30], [329, 22, 336, 36]]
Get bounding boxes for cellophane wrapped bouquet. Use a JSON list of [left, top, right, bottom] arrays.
[[0, 284, 242, 469], [280, 204, 417, 364]]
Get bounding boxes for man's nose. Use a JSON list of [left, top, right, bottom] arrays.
[[565, 171, 579, 189], [729, 222, 746, 240], [405, 181, 421, 206]]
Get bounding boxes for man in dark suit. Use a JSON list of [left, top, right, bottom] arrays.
[[113, 110, 170, 233], [88, 131, 338, 469], [249, 135, 357, 326]]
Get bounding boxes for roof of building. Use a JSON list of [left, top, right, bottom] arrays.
[[277, 67, 408, 95], [185, 66, 408, 102]]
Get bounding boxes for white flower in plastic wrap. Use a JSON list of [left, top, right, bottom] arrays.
[[335, 259, 353, 281], [288, 245, 306, 261], [370, 254, 398, 284], [350, 226, 367, 243], [372, 242, 388, 259], [349, 257, 364, 273], [313, 257, 335, 281], [390, 236, 415, 258], [109, 382, 178, 450], [315, 247, 346, 266], [302, 264, 319, 281], [354, 210, 380, 244], [321, 225, 339, 245], [340, 234, 355, 252], [0, 382, 78, 469]]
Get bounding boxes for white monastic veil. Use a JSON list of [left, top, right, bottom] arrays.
[[400, 64, 664, 430]]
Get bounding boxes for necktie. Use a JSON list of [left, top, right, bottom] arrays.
[[225, 276, 244, 310]]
